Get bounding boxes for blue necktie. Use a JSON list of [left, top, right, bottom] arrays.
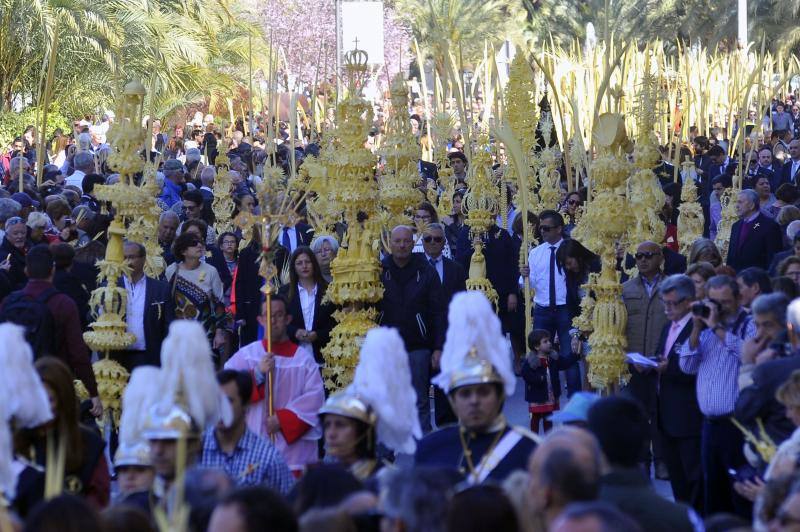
[[282, 227, 291, 251]]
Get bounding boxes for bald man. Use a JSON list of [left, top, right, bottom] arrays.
[[380, 225, 446, 433], [622, 240, 668, 475], [527, 427, 604, 529]]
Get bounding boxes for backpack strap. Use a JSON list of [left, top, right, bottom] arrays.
[[35, 287, 59, 305]]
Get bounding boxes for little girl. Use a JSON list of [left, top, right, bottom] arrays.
[[521, 329, 560, 434]]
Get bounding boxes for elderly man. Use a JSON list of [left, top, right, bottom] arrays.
[[655, 275, 703, 512], [780, 138, 800, 185], [528, 427, 603, 529], [726, 188, 782, 272], [159, 159, 185, 208], [113, 241, 174, 369], [622, 241, 668, 476], [199, 166, 215, 204], [158, 210, 180, 265], [380, 225, 446, 432], [423, 222, 466, 427], [736, 294, 797, 445], [0, 198, 21, 242], [679, 275, 755, 516], [66, 152, 95, 192]]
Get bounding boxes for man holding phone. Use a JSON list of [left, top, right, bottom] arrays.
[[679, 275, 755, 517]]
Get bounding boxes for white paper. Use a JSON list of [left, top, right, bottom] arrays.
[[625, 352, 659, 368]]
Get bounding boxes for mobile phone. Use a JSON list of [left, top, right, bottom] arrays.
[[691, 302, 710, 318]]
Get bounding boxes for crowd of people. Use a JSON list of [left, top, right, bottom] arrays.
[[3, 91, 800, 532]]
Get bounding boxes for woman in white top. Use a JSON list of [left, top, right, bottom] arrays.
[[279, 246, 335, 364], [166, 231, 228, 351]]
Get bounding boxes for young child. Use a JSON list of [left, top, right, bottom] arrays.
[[521, 329, 560, 434]]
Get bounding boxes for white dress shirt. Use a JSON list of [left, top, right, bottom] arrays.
[[528, 239, 567, 307], [280, 226, 299, 253], [425, 253, 444, 282], [297, 283, 317, 352], [124, 275, 147, 350]]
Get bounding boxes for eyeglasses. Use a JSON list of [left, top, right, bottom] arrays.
[[567, 199, 580, 206], [660, 297, 686, 308], [635, 251, 661, 260], [423, 236, 444, 243]]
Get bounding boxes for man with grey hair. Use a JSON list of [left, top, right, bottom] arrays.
[[726, 188, 782, 272], [655, 274, 702, 511], [199, 166, 215, 204], [158, 210, 180, 264], [380, 225, 446, 432], [378, 467, 456, 532], [736, 294, 799, 453], [67, 151, 95, 192], [680, 274, 755, 515], [0, 198, 21, 242]]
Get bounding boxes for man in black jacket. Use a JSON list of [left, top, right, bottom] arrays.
[[726, 189, 783, 272], [656, 274, 703, 512], [380, 225, 446, 432], [113, 241, 175, 369], [422, 222, 466, 427]]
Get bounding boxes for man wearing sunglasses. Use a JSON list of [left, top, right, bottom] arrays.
[[521, 210, 581, 397], [622, 241, 668, 478], [422, 223, 466, 427]]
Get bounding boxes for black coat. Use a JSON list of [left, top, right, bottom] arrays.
[[379, 253, 446, 352], [53, 267, 93, 330], [206, 244, 233, 292], [233, 244, 263, 346], [521, 355, 562, 403], [454, 224, 517, 311], [727, 213, 783, 272], [279, 282, 336, 364], [0, 237, 28, 291], [656, 319, 703, 439], [735, 353, 800, 445], [779, 159, 800, 186], [113, 276, 174, 368], [439, 256, 467, 307], [768, 249, 793, 276], [274, 223, 315, 273]]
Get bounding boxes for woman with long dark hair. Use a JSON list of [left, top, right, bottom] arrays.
[[279, 246, 335, 364], [556, 238, 600, 321], [17, 357, 110, 509]]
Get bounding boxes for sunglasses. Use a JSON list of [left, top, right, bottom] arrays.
[[567, 199, 580, 206], [635, 251, 661, 260], [190, 240, 203, 247], [540, 225, 559, 232], [423, 236, 444, 243]]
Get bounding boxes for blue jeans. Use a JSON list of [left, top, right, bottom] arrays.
[[533, 304, 582, 396], [408, 349, 432, 433]]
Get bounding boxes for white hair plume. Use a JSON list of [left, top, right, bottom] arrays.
[[0, 402, 14, 500], [433, 291, 516, 395], [0, 323, 52, 427], [119, 366, 161, 445], [350, 327, 422, 454], [158, 320, 232, 429]]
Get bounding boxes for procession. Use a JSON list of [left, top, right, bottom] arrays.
[[3, 0, 800, 530]]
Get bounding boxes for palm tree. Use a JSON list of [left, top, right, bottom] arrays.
[[395, 0, 524, 74]]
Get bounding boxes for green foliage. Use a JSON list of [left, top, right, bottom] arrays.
[[0, 105, 70, 149]]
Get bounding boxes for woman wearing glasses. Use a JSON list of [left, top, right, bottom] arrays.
[[0, 216, 32, 291], [166, 232, 229, 356], [561, 190, 584, 237]]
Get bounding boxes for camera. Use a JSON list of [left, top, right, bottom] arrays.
[[691, 302, 710, 318]]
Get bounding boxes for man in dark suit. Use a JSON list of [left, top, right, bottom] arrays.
[[656, 274, 703, 513], [114, 242, 174, 370], [727, 189, 783, 272], [422, 223, 466, 427], [735, 294, 798, 445], [275, 222, 314, 273], [779, 139, 800, 186]]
